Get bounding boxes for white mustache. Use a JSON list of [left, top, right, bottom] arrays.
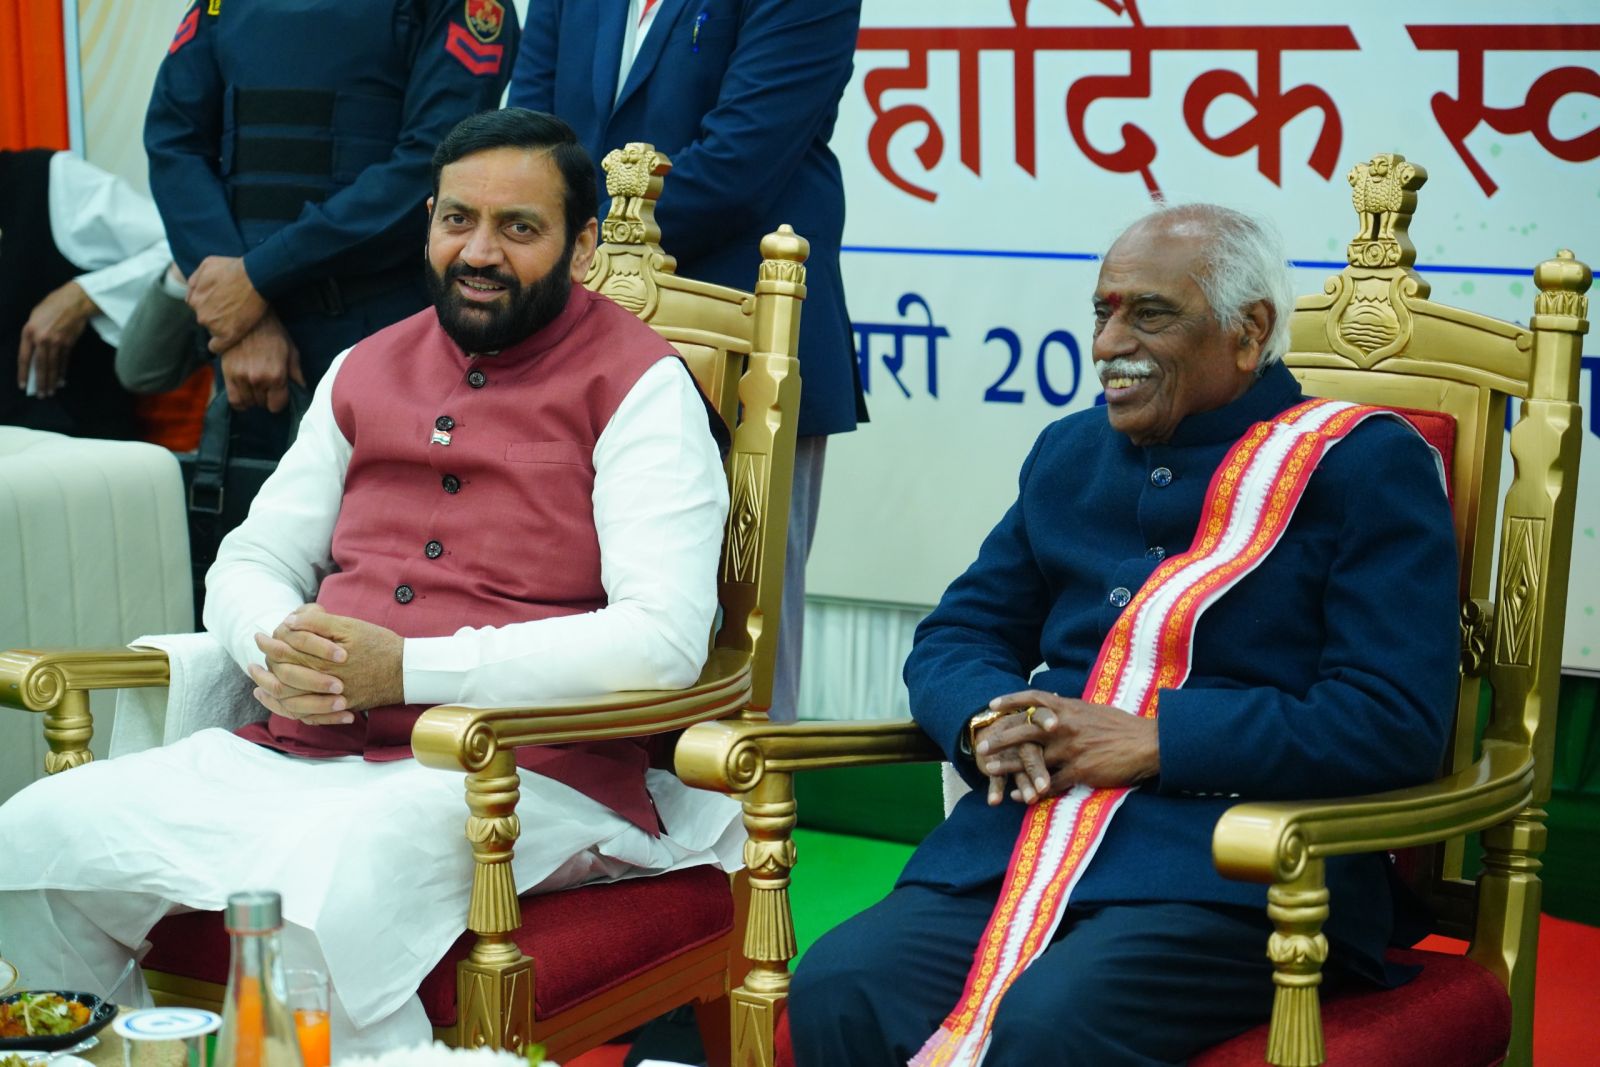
[[1097, 358, 1156, 383]]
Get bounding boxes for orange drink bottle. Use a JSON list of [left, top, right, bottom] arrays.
[[216, 891, 304, 1067]]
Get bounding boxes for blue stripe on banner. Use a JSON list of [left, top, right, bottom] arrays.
[[841, 245, 1533, 278], [842, 245, 1101, 263], [1288, 259, 1529, 277]]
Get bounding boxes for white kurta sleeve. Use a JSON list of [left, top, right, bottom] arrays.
[[47, 152, 171, 345], [402, 357, 729, 704], [202, 350, 354, 674]]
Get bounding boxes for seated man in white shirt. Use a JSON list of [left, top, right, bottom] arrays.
[[0, 109, 735, 1054], [1, 148, 170, 436]]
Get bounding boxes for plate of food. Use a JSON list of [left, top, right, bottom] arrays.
[[1, 1053, 97, 1067], [0, 991, 117, 1052]]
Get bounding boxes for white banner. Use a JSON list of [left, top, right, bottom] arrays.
[[810, 0, 1600, 674]]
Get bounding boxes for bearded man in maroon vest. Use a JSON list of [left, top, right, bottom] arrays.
[[0, 110, 736, 1056]]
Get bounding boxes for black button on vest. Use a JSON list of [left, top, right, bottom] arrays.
[[467, 369, 486, 388], [435, 415, 455, 432], [425, 540, 443, 559], [395, 584, 415, 604], [442, 474, 460, 494]]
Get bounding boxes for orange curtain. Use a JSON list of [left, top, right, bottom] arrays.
[[1, 0, 70, 150]]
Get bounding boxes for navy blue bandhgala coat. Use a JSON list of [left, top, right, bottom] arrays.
[[902, 363, 1461, 979]]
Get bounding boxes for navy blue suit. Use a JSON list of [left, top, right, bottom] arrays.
[[792, 363, 1461, 1065], [144, 0, 519, 391], [508, 0, 864, 437]]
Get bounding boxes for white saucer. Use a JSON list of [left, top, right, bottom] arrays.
[[114, 1008, 221, 1041]]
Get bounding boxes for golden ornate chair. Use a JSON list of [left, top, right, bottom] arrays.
[[0, 143, 802, 1064], [675, 152, 1590, 1067]]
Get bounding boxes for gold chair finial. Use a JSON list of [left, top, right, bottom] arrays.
[[1346, 153, 1427, 269], [757, 224, 809, 286], [1533, 248, 1592, 320], [599, 143, 672, 247]]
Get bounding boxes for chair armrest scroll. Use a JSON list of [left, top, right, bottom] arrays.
[[0, 648, 172, 711], [411, 647, 755, 773], [1212, 740, 1535, 884], [675, 717, 942, 793]]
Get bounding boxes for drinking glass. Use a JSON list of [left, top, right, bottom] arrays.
[[114, 1006, 222, 1067], [282, 970, 329, 1067]]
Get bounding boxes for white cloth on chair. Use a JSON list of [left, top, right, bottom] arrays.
[[108, 633, 259, 757]]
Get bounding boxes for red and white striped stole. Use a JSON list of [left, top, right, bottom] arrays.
[[912, 398, 1404, 1067]]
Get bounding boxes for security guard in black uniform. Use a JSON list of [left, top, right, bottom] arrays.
[[145, 0, 519, 456]]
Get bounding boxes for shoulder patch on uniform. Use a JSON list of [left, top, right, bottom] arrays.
[[464, 0, 505, 43], [168, 7, 199, 54], [446, 22, 504, 76]]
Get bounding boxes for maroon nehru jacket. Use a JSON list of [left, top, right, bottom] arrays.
[[236, 286, 683, 832]]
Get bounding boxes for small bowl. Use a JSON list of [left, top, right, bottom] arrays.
[[0, 992, 117, 1052]]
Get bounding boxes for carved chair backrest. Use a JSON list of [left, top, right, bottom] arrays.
[[583, 144, 804, 714], [1284, 152, 1590, 937]]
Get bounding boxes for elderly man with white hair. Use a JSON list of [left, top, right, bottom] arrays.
[[788, 204, 1461, 1066]]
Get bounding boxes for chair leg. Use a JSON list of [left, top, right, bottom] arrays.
[[456, 751, 535, 1050], [698, 869, 752, 1067], [694, 994, 733, 1067], [1473, 806, 1547, 1067], [730, 773, 796, 1067], [1264, 860, 1329, 1067]]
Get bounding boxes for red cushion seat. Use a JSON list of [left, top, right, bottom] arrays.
[[1194, 949, 1510, 1066], [771, 949, 1508, 1067], [144, 864, 734, 1024]]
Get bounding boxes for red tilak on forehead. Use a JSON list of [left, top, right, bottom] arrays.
[[1103, 293, 1123, 310]]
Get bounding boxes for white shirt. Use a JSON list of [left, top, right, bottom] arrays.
[[204, 352, 730, 706], [46, 152, 171, 347], [616, 0, 668, 102]]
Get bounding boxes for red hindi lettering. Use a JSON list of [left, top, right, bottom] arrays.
[[1062, 0, 1157, 197], [858, 15, 1036, 203], [1409, 24, 1600, 197], [1181, 33, 1343, 188], [862, 43, 947, 202], [1065, 49, 1159, 196], [856, 13, 1357, 201]]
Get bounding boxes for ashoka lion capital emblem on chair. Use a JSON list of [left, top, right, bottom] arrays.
[[1326, 152, 1431, 366], [1348, 153, 1426, 269], [590, 144, 676, 316]]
